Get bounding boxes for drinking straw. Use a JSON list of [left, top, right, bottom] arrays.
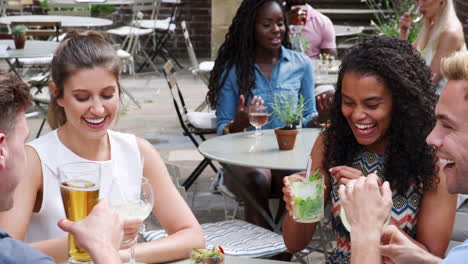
[[305, 157, 312, 181]]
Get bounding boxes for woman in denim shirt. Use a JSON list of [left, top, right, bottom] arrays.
[[206, 0, 318, 235]]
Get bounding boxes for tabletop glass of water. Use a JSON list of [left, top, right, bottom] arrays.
[[249, 104, 269, 137], [113, 177, 154, 264]]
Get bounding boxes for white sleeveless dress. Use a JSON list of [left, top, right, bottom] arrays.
[[24, 129, 143, 243], [420, 43, 467, 93]]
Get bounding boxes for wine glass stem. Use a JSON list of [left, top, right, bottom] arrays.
[[129, 245, 136, 264], [255, 127, 261, 136]]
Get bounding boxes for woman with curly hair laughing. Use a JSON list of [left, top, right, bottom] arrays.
[[282, 35, 456, 264]]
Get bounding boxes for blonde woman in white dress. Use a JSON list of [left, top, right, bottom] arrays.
[[399, 0, 465, 92]]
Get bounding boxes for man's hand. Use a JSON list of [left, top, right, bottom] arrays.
[[58, 199, 123, 255], [380, 225, 442, 264], [338, 174, 392, 231]]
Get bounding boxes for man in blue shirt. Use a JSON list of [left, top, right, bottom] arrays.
[[338, 51, 468, 263], [0, 71, 123, 264]]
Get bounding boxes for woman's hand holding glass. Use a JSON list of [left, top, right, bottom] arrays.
[[282, 173, 306, 217], [112, 177, 154, 264], [232, 95, 265, 133]]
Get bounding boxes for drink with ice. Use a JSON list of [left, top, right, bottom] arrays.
[[290, 170, 324, 223]]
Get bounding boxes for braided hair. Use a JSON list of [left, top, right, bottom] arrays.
[[207, 0, 291, 109], [323, 35, 438, 194]]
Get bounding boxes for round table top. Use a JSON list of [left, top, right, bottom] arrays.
[[0, 15, 113, 27], [334, 25, 363, 37], [198, 128, 321, 171], [0, 40, 59, 59]]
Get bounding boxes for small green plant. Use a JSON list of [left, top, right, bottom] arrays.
[[11, 25, 27, 37], [270, 93, 305, 130]]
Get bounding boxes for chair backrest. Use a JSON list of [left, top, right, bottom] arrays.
[[0, 0, 23, 16], [11, 21, 62, 41], [132, 0, 160, 21], [180, 21, 199, 70], [48, 2, 91, 16], [165, 163, 188, 200]]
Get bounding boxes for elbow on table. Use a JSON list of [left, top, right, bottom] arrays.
[[283, 236, 309, 254]]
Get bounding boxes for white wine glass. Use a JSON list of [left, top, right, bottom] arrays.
[[408, 4, 423, 23], [248, 104, 269, 137], [114, 177, 154, 264]]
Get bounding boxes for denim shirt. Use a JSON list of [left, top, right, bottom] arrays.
[[0, 230, 54, 264], [216, 46, 317, 135]]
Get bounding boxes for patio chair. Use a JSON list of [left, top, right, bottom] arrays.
[[107, 0, 158, 72], [180, 20, 214, 111], [9, 21, 62, 138], [180, 20, 213, 87], [0, 0, 25, 16], [137, 0, 183, 71], [143, 163, 288, 259], [161, 59, 217, 190]]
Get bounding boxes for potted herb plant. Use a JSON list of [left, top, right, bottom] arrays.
[[271, 93, 305, 150], [12, 25, 27, 49]]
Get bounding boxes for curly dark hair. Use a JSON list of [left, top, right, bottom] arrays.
[[207, 0, 291, 109], [323, 35, 438, 194]]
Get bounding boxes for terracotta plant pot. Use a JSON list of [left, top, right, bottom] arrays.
[[274, 128, 299, 150], [13, 35, 26, 49]]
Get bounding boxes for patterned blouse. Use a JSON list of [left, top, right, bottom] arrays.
[[328, 148, 423, 264]]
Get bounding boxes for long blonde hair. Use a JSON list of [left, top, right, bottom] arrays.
[[415, 0, 461, 53]]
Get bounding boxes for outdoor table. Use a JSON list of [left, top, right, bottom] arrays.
[[198, 128, 321, 231], [165, 256, 291, 264], [0, 15, 113, 27], [334, 25, 363, 37], [0, 39, 59, 77]]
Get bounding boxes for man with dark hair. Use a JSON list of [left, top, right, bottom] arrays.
[[0, 71, 124, 264], [340, 51, 468, 263]]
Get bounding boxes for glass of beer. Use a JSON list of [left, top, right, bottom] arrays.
[[59, 162, 101, 263]]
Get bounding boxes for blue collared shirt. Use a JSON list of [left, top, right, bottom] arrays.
[[216, 46, 317, 135], [440, 239, 468, 264], [0, 229, 54, 264]]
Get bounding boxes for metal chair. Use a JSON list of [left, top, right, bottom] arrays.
[[180, 20, 214, 111], [161, 60, 218, 190], [9, 21, 62, 138], [138, 0, 183, 71], [107, 0, 158, 73], [143, 163, 288, 259]]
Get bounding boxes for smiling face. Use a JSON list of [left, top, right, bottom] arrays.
[[56, 66, 120, 140], [255, 1, 286, 55], [341, 72, 393, 153], [417, 0, 442, 20], [426, 79, 468, 194], [0, 111, 29, 211]]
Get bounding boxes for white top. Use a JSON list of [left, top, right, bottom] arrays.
[[420, 43, 467, 93], [24, 129, 143, 243]]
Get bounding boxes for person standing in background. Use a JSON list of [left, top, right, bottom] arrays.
[[283, 0, 337, 59]]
